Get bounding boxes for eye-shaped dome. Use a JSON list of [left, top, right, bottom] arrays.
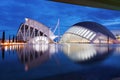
[[60, 21, 116, 43], [73, 21, 116, 39]]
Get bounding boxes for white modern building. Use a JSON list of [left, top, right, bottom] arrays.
[[17, 18, 57, 44], [60, 21, 116, 44]]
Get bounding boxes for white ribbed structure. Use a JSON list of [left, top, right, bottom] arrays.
[[60, 21, 117, 43], [60, 23, 115, 43], [17, 18, 56, 43], [60, 26, 98, 43], [66, 26, 97, 41]]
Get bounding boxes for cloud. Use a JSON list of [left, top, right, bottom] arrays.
[[0, 0, 120, 37], [102, 18, 120, 26], [103, 21, 120, 26]]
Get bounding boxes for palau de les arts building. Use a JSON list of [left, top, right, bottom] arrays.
[[17, 18, 116, 44]]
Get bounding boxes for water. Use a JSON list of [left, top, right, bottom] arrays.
[[0, 43, 120, 80]]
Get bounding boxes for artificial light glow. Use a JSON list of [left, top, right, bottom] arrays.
[[32, 44, 48, 52], [62, 44, 96, 61], [25, 18, 28, 22], [83, 30, 90, 37], [86, 32, 93, 39], [89, 34, 96, 40], [81, 29, 87, 36], [29, 36, 49, 44], [4, 46, 8, 51], [78, 28, 84, 35], [76, 28, 82, 34]]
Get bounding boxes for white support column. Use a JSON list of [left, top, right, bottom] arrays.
[[29, 26, 30, 40], [25, 26, 29, 41], [38, 31, 40, 36], [30, 28, 34, 38], [33, 28, 35, 38], [18, 25, 24, 41], [23, 24, 26, 41]]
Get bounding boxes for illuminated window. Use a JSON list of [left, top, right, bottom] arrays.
[[73, 27, 77, 32], [89, 34, 96, 40], [83, 30, 90, 37], [81, 29, 87, 36], [78, 28, 84, 35], [73, 27, 79, 33], [86, 31, 93, 39], [76, 27, 82, 34]]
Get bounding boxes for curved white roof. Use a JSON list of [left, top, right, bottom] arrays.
[[17, 18, 56, 42], [24, 18, 56, 40]]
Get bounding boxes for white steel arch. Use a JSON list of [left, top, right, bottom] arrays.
[[17, 18, 56, 42]]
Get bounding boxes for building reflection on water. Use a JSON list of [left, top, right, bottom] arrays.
[[0, 43, 119, 71], [1, 46, 5, 60], [16, 44, 59, 71], [62, 44, 115, 64], [0, 45, 23, 60], [0, 44, 60, 71]]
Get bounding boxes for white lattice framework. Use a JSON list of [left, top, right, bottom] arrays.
[[17, 18, 56, 42]]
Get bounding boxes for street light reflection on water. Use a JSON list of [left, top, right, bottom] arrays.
[[1, 43, 120, 80]]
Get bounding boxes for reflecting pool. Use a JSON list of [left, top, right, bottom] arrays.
[[0, 43, 120, 80]]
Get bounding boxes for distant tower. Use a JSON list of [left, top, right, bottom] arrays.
[[2, 31, 5, 43], [15, 36, 17, 42], [9, 35, 11, 43], [12, 35, 14, 42]]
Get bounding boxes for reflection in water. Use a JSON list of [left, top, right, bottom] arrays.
[[62, 44, 96, 61], [0, 45, 24, 60], [1, 43, 120, 80], [1, 47, 5, 60], [0, 44, 59, 71], [16, 44, 59, 71], [0, 43, 116, 70], [62, 44, 115, 64], [114, 44, 120, 54], [32, 44, 48, 52]]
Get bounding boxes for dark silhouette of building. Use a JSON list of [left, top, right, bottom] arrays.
[[2, 31, 5, 43]]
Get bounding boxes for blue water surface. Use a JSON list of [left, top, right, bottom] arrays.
[[0, 44, 120, 80]]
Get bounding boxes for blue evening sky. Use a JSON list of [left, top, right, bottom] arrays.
[[0, 0, 120, 38]]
